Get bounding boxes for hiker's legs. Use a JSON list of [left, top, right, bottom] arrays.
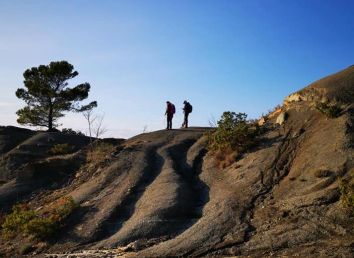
[[167, 114, 173, 129], [184, 113, 189, 128]]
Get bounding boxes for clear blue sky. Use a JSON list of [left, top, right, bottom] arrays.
[[1, 0, 354, 138]]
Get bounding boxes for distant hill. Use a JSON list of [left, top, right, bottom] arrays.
[[0, 66, 353, 257]]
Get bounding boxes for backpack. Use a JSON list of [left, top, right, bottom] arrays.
[[186, 103, 193, 113], [171, 104, 176, 114]]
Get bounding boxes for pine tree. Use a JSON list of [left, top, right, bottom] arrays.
[[16, 61, 97, 131]]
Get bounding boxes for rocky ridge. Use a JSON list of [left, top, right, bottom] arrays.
[[0, 66, 353, 257]]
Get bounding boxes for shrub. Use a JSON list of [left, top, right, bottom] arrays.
[[206, 112, 259, 168], [316, 102, 342, 118], [339, 169, 354, 216], [2, 204, 37, 239], [49, 143, 74, 155], [62, 128, 85, 136], [52, 196, 78, 219], [1, 196, 77, 240], [207, 112, 259, 153], [25, 216, 58, 240]]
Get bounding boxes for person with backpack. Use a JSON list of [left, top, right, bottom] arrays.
[[182, 100, 192, 128], [165, 101, 175, 130]]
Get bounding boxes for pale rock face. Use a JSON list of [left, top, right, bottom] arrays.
[[284, 93, 302, 104], [276, 112, 287, 125], [258, 117, 266, 126], [268, 108, 282, 119]]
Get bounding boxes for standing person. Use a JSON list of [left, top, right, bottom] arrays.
[[182, 100, 193, 128], [165, 101, 175, 130]]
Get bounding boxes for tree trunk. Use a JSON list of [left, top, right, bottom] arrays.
[[48, 101, 53, 131]]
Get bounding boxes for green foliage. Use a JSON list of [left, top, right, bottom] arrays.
[[1, 197, 77, 240], [1, 204, 36, 239], [207, 112, 259, 153], [315, 102, 342, 118], [25, 216, 58, 240], [62, 128, 85, 136], [49, 143, 74, 155], [339, 169, 354, 216], [15, 61, 97, 130]]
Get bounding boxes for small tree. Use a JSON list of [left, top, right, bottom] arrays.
[[16, 61, 97, 131], [207, 111, 258, 152], [83, 109, 107, 150]]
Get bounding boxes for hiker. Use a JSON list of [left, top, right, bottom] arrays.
[[182, 100, 193, 128], [165, 101, 175, 130]]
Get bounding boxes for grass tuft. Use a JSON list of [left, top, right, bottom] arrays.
[[49, 143, 74, 155]]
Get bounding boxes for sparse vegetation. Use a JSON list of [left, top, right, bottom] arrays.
[[62, 128, 85, 136], [1, 196, 77, 240], [86, 142, 115, 166], [315, 102, 342, 118], [339, 169, 354, 216], [206, 112, 259, 168], [214, 148, 239, 169], [49, 143, 74, 155]]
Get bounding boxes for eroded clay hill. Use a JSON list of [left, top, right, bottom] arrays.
[[1, 66, 354, 257]]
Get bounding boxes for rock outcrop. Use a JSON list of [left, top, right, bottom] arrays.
[[284, 65, 354, 105]]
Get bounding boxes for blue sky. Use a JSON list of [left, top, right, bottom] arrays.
[[1, 0, 354, 138]]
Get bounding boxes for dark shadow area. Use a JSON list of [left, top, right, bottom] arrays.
[[165, 139, 210, 235], [0, 155, 84, 212]]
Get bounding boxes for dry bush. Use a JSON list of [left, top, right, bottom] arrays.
[[339, 168, 354, 216], [86, 142, 115, 166], [49, 143, 74, 155], [214, 148, 239, 169]]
